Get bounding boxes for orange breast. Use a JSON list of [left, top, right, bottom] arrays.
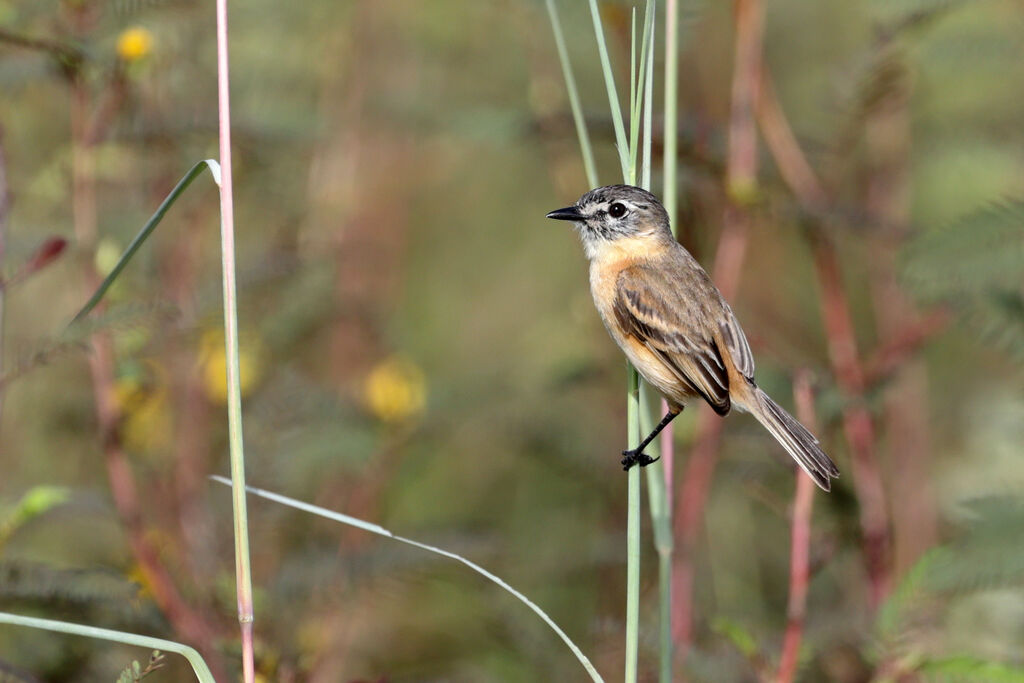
[[588, 253, 694, 409]]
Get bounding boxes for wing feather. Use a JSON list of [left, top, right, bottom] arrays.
[[614, 267, 731, 415], [719, 304, 755, 380]]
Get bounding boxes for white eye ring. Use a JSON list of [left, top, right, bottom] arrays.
[[608, 202, 627, 218]]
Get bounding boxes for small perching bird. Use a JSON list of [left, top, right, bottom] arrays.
[[547, 185, 839, 491]]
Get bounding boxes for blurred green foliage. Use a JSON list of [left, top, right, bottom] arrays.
[[0, 0, 1021, 681]]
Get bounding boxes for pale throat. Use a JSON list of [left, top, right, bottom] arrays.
[[582, 232, 669, 263]]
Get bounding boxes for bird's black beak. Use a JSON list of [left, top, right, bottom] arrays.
[[546, 205, 584, 222]]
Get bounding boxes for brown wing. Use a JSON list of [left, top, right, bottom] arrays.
[[718, 302, 755, 381], [613, 264, 731, 415]]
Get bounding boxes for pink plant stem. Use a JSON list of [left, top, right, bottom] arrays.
[[777, 371, 817, 683], [671, 0, 762, 655], [756, 71, 892, 607], [215, 0, 255, 680]]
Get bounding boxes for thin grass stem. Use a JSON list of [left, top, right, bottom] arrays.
[[545, 0, 599, 187], [548, 4, 657, 679], [586, 0, 630, 179], [630, 8, 637, 143], [625, 368, 642, 683], [214, 1, 256, 679], [641, 1, 655, 190], [657, 1, 680, 679], [627, 5, 656, 680], [632, 4, 654, 178], [663, 0, 679, 227]]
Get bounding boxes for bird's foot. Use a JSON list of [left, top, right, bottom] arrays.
[[621, 449, 660, 471]]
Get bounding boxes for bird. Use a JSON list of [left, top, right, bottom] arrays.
[[547, 184, 839, 491]]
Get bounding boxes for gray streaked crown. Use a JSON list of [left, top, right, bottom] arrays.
[[574, 184, 671, 242]]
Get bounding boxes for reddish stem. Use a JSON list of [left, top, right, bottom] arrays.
[[861, 308, 950, 388], [757, 70, 892, 606], [671, 411, 725, 649], [777, 372, 817, 683], [810, 234, 891, 607], [671, 0, 763, 655], [69, 68, 229, 679]]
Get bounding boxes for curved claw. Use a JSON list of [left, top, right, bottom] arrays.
[[620, 449, 661, 471]]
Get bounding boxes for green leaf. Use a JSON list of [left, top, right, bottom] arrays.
[[712, 617, 760, 660], [0, 486, 70, 548], [917, 655, 1024, 682], [904, 199, 1024, 358]]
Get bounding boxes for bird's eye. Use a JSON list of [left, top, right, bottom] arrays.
[[608, 202, 627, 218]]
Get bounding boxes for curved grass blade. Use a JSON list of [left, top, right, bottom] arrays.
[[68, 159, 221, 327], [545, 0, 599, 187], [208, 475, 604, 683], [586, 0, 630, 179], [0, 612, 216, 682]]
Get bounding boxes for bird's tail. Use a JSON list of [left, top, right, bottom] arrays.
[[747, 386, 839, 491]]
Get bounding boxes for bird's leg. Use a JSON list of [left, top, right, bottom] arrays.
[[621, 407, 682, 471]]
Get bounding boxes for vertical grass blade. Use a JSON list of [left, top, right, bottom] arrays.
[[627, 7, 655, 681], [636, 6, 676, 680], [214, 0, 256, 680], [624, 366, 642, 683], [660, 4, 680, 678], [640, 2, 655, 191], [630, 8, 637, 143], [586, 0, 631, 179], [547, 3, 658, 679], [545, 0, 599, 187], [632, 4, 655, 178]]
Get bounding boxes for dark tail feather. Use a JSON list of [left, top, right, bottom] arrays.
[[751, 388, 839, 491]]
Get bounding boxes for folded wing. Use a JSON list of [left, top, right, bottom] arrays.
[[613, 264, 732, 415]]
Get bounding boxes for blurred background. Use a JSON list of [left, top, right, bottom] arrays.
[[0, 0, 1022, 680]]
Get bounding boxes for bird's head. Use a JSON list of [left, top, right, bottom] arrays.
[[546, 185, 672, 259]]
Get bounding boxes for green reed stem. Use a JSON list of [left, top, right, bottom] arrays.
[[587, 0, 630, 179], [656, 1, 679, 678], [663, 0, 680, 229], [547, 3, 658, 680], [624, 367, 642, 683], [545, 0, 599, 187]]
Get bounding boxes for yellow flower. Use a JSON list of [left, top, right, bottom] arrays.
[[113, 365, 172, 456], [198, 329, 266, 403], [364, 356, 426, 423], [94, 237, 123, 277], [116, 27, 153, 62]]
